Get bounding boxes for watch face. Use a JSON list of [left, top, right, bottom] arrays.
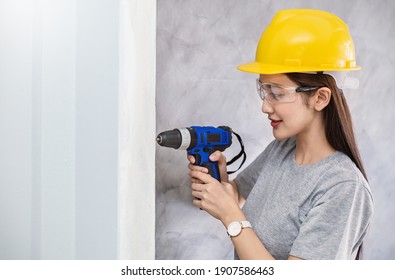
[[228, 222, 242, 237]]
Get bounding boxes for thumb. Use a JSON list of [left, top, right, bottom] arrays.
[[209, 151, 228, 183], [209, 151, 226, 165]]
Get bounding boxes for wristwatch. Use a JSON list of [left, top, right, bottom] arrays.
[[227, 221, 252, 237]]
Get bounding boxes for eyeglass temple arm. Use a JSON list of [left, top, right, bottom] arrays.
[[295, 86, 319, 92]]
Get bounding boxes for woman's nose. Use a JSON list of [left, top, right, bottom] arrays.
[[261, 98, 274, 114]]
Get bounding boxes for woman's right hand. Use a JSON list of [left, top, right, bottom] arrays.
[[187, 151, 229, 183], [188, 151, 244, 209]]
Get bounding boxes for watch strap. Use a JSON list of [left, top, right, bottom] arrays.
[[239, 220, 252, 229]]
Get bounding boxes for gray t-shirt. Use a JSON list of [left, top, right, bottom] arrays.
[[234, 137, 373, 260]]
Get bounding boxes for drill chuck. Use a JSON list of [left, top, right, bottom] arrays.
[[156, 128, 196, 150]]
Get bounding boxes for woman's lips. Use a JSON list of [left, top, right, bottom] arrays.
[[270, 120, 282, 127]]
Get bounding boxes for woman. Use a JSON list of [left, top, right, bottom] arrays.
[[188, 9, 373, 260]]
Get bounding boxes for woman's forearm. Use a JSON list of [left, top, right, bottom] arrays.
[[220, 208, 275, 260]]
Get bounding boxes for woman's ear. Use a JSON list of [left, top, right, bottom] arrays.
[[313, 87, 331, 111]]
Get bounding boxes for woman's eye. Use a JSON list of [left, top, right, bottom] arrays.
[[270, 93, 285, 100], [270, 87, 287, 99]]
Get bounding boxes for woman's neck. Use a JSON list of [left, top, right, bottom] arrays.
[[295, 122, 335, 166]]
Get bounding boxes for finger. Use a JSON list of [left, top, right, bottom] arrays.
[[209, 151, 220, 161], [188, 163, 208, 173], [191, 182, 205, 191], [190, 170, 216, 184], [209, 151, 228, 182], [192, 198, 203, 209], [191, 178, 204, 184], [187, 155, 195, 164], [209, 151, 226, 165], [191, 190, 203, 199]]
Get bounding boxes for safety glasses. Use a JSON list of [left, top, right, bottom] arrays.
[[256, 79, 319, 103]]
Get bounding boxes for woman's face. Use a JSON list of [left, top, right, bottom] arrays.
[[259, 74, 316, 140]]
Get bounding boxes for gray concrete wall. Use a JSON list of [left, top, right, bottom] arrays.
[[156, 0, 395, 259]]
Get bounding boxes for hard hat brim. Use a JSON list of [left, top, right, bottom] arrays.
[[237, 61, 361, 74]]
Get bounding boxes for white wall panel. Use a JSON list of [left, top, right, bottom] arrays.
[[118, 0, 156, 260], [0, 0, 156, 260]]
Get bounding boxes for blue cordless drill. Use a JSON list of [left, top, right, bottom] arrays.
[[156, 126, 233, 181]]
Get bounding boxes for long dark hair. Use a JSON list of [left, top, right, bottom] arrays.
[[286, 72, 367, 259]]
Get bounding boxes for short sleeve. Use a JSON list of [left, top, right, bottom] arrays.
[[290, 181, 374, 260], [234, 140, 276, 199]]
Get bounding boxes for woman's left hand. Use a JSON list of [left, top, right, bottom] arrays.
[[190, 170, 242, 223]]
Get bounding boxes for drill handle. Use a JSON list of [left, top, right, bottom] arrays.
[[188, 150, 222, 181], [201, 161, 221, 182]]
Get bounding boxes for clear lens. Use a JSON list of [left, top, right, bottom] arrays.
[[256, 79, 297, 103]]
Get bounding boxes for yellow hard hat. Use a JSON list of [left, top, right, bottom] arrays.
[[237, 9, 361, 74]]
